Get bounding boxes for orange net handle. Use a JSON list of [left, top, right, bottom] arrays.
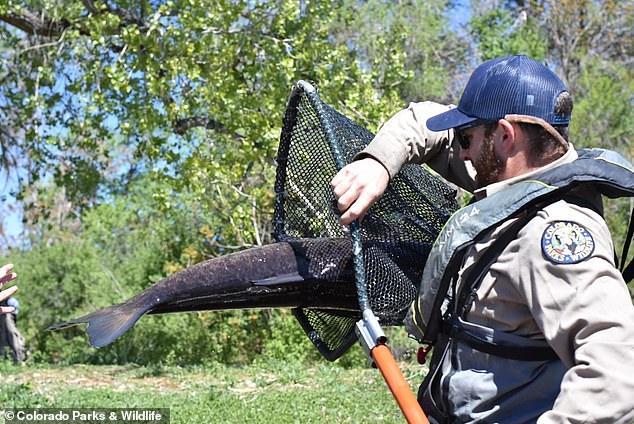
[[372, 344, 430, 424]]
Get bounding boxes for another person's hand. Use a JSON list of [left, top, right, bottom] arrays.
[[0, 264, 18, 315], [331, 157, 390, 225]]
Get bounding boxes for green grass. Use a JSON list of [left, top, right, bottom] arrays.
[[0, 359, 428, 423]]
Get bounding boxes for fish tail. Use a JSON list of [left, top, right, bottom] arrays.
[[47, 302, 146, 348]]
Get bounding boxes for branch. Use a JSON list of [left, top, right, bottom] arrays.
[[82, 0, 146, 29], [0, 11, 73, 37], [173, 116, 245, 139], [81, 0, 100, 15], [0, 1, 146, 39]]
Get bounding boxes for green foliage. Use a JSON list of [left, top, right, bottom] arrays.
[[1, 0, 430, 253], [334, 0, 460, 105], [570, 60, 633, 284], [259, 309, 322, 364], [571, 60, 633, 155], [5, 180, 250, 365], [470, 6, 548, 61]]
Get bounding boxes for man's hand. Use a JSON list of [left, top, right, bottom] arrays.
[[331, 157, 390, 225], [0, 263, 18, 314]]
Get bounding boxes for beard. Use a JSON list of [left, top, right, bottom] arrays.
[[473, 133, 504, 188]]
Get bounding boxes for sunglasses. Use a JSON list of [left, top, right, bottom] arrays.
[[454, 119, 498, 149], [455, 129, 471, 149]]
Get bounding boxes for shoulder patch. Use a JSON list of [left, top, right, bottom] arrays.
[[541, 221, 595, 264]]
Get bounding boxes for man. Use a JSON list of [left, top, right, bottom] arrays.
[[331, 55, 634, 423]]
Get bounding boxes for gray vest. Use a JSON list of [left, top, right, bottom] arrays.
[[404, 148, 634, 423]]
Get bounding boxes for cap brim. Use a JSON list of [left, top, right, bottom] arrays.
[[426, 108, 478, 132]]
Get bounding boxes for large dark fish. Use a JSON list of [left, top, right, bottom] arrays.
[[48, 238, 361, 348], [49, 82, 457, 358]]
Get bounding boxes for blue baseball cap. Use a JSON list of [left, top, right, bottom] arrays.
[[427, 55, 570, 131]]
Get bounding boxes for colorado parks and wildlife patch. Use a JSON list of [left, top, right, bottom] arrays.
[[542, 221, 595, 264]]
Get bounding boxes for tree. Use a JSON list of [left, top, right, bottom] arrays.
[[0, 0, 437, 252], [1, 0, 460, 364], [469, 2, 548, 62], [333, 0, 463, 105]]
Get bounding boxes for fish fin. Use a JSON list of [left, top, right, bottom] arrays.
[[47, 302, 146, 348], [252, 272, 305, 286]]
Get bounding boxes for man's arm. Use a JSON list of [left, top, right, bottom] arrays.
[[331, 101, 473, 224], [518, 203, 634, 423]]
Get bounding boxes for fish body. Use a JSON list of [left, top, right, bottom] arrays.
[[49, 238, 360, 348], [49, 83, 458, 358]]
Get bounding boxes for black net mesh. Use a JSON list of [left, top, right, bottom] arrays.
[[274, 82, 459, 360]]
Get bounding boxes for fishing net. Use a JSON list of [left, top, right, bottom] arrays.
[[274, 81, 459, 360]]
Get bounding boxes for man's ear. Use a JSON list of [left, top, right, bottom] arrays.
[[496, 119, 516, 154]]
